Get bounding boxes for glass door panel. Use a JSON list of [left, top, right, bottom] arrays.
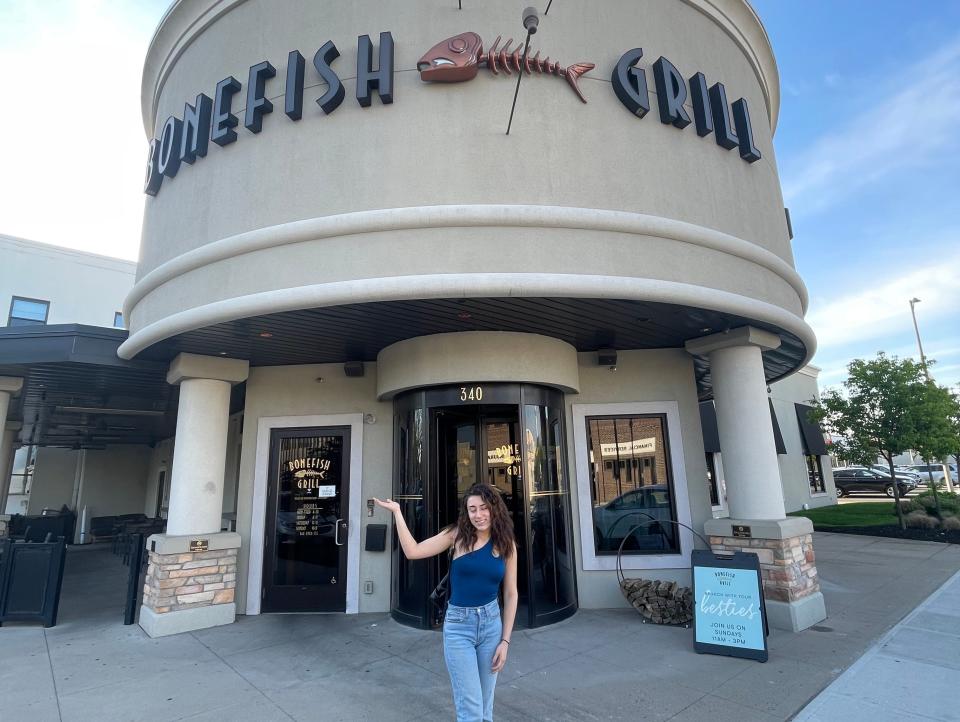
[[480, 417, 529, 625], [523, 402, 577, 625], [392, 404, 429, 627]]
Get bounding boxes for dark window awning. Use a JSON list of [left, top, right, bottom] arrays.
[[699, 400, 785, 455], [795, 403, 828, 455], [769, 399, 787, 455], [699, 401, 721, 454]]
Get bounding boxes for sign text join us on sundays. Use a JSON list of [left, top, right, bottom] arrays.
[[144, 32, 761, 196]]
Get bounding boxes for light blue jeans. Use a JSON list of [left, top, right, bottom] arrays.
[[443, 598, 502, 722]]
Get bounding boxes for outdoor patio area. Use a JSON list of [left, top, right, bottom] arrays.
[[3, 532, 960, 721]]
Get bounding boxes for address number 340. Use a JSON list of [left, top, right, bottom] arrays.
[[459, 386, 483, 401]]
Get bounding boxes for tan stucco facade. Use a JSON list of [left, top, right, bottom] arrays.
[[110, 0, 828, 633]]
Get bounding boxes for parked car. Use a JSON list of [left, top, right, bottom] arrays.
[[833, 467, 918, 498], [592, 485, 676, 551], [908, 464, 959, 485], [869, 464, 920, 481]]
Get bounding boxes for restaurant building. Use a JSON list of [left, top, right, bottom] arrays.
[[0, 0, 830, 637]]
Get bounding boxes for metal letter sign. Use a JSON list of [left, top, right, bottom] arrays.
[[692, 549, 768, 662], [611, 48, 650, 117], [144, 32, 761, 197]]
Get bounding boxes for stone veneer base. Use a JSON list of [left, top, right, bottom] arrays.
[[704, 517, 827, 633], [140, 602, 236, 637], [140, 531, 240, 638]]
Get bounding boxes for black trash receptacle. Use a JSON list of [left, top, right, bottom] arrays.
[[0, 537, 68, 628]]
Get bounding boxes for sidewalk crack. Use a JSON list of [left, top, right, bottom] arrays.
[[43, 629, 64, 722]]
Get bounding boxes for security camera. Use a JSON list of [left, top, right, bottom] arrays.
[[523, 6, 539, 34]]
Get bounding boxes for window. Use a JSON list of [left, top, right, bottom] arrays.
[[8, 297, 49, 326], [807, 455, 825, 494], [113, 311, 124, 328], [584, 414, 679, 555]]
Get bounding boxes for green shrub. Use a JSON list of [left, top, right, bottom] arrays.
[[904, 511, 940, 529], [941, 516, 960, 531], [897, 499, 923, 514], [914, 491, 960, 516]]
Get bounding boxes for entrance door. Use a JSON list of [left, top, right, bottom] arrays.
[[434, 407, 530, 625], [391, 384, 577, 629], [262, 427, 350, 613]]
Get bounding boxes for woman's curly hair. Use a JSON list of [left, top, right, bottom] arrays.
[[454, 483, 515, 558]]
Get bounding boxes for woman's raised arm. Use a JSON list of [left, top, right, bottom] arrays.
[[373, 497, 455, 559]]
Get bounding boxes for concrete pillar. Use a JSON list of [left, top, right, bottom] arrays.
[[166, 378, 233, 535], [687, 328, 826, 632], [708, 343, 785, 520], [140, 354, 248, 638]]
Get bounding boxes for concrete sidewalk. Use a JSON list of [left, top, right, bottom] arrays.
[[2, 532, 959, 721], [796, 566, 960, 721]]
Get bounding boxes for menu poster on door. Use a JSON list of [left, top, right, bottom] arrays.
[[691, 549, 768, 662], [286, 450, 339, 538]]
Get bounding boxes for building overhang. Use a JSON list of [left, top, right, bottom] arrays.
[[129, 296, 810, 400], [0, 325, 176, 449]]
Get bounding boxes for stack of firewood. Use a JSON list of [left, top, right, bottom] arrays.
[[620, 578, 693, 625]]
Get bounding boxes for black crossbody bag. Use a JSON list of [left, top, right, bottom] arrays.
[[429, 546, 454, 621]]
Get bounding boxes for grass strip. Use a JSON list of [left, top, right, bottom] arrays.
[[788, 502, 898, 528]]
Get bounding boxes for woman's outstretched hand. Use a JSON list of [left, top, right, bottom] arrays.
[[372, 497, 401, 514]]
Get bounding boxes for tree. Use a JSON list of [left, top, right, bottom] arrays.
[[948, 390, 960, 491], [810, 353, 930, 530], [911, 381, 959, 516]]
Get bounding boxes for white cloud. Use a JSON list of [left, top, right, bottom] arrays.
[[806, 250, 960, 349], [0, 1, 166, 260], [823, 73, 841, 88], [782, 36, 960, 215]]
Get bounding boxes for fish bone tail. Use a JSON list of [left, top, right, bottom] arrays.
[[564, 62, 595, 103]]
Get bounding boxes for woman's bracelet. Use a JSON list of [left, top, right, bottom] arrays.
[[500, 639, 510, 645]]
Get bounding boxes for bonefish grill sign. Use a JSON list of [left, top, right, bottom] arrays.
[[144, 31, 761, 196]]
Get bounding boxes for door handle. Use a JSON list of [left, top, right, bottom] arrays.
[[335, 519, 347, 546]]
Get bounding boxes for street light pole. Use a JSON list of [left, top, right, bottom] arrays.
[[909, 297, 930, 381]]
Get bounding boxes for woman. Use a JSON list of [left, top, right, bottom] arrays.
[[374, 483, 518, 722]]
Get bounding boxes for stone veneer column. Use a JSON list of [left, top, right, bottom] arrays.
[[0, 377, 24, 528], [139, 354, 248, 638], [686, 328, 826, 632]]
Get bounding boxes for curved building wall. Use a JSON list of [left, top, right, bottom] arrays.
[[125, 0, 807, 359]]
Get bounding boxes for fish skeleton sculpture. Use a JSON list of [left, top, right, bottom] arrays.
[[417, 32, 595, 103]]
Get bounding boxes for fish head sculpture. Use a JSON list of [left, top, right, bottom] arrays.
[[417, 32, 483, 82]]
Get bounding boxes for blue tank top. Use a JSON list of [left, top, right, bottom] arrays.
[[449, 538, 505, 607]]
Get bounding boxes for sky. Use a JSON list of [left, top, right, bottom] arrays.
[[0, 1, 957, 392]]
